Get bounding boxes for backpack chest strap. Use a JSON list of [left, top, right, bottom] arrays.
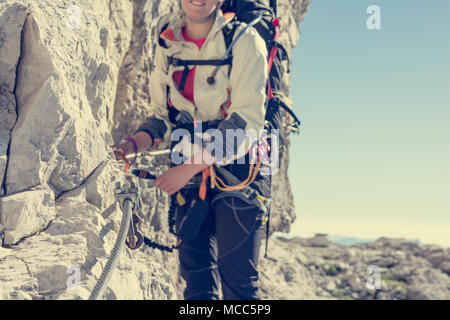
[[168, 56, 233, 91], [168, 56, 232, 67]]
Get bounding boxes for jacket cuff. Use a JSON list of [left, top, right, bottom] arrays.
[[134, 129, 155, 148], [135, 116, 167, 142]]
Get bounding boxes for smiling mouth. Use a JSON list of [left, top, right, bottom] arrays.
[[190, 1, 206, 7]]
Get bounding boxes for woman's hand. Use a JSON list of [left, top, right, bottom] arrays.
[[154, 147, 215, 195], [154, 164, 197, 196], [109, 132, 155, 160]]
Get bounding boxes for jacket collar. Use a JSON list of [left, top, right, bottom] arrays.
[[160, 9, 235, 44]]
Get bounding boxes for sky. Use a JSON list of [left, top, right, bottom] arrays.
[[286, 0, 450, 246]]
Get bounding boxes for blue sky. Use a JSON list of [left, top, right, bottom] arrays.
[[286, 0, 450, 246]]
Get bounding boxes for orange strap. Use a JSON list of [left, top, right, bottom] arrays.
[[199, 168, 210, 200], [222, 11, 236, 22]]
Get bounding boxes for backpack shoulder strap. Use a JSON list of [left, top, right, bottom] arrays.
[[221, 18, 240, 78], [270, 0, 278, 17]]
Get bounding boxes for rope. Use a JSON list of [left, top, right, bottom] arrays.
[[209, 161, 261, 192], [143, 236, 182, 252], [140, 189, 183, 252], [88, 198, 133, 300]]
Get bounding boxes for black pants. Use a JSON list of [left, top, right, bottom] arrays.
[[175, 188, 266, 300]]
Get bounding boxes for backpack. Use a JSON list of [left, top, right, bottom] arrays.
[[159, 0, 301, 146]]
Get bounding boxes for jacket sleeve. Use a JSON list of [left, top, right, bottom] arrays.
[[204, 25, 268, 165], [134, 42, 172, 149]]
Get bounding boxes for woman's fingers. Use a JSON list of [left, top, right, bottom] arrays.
[[154, 176, 163, 187], [155, 175, 169, 190], [169, 180, 184, 195], [154, 166, 192, 195], [154, 175, 180, 195], [167, 186, 178, 196]]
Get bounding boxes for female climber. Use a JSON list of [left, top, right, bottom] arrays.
[[112, 0, 270, 300]]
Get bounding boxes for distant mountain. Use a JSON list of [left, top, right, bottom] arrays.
[[274, 233, 424, 247], [328, 234, 377, 246], [328, 235, 424, 247]]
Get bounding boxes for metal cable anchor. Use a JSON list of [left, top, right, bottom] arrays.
[[114, 180, 143, 250]]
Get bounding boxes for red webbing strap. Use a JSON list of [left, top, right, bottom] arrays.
[[116, 149, 131, 175], [226, 88, 231, 109], [267, 46, 278, 100], [273, 18, 280, 40], [267, 19, 280, 100], [220, 105, 227, 118], [220, 88, 232, 118]]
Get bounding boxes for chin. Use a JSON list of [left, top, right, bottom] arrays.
[[186, 13, 209, 21], [183, 1, 214, 19]]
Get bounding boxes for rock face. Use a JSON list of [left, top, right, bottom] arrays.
[[0, 0, 178, 299], [0, 3, 24, 197], [0, 186, 55, 245]]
